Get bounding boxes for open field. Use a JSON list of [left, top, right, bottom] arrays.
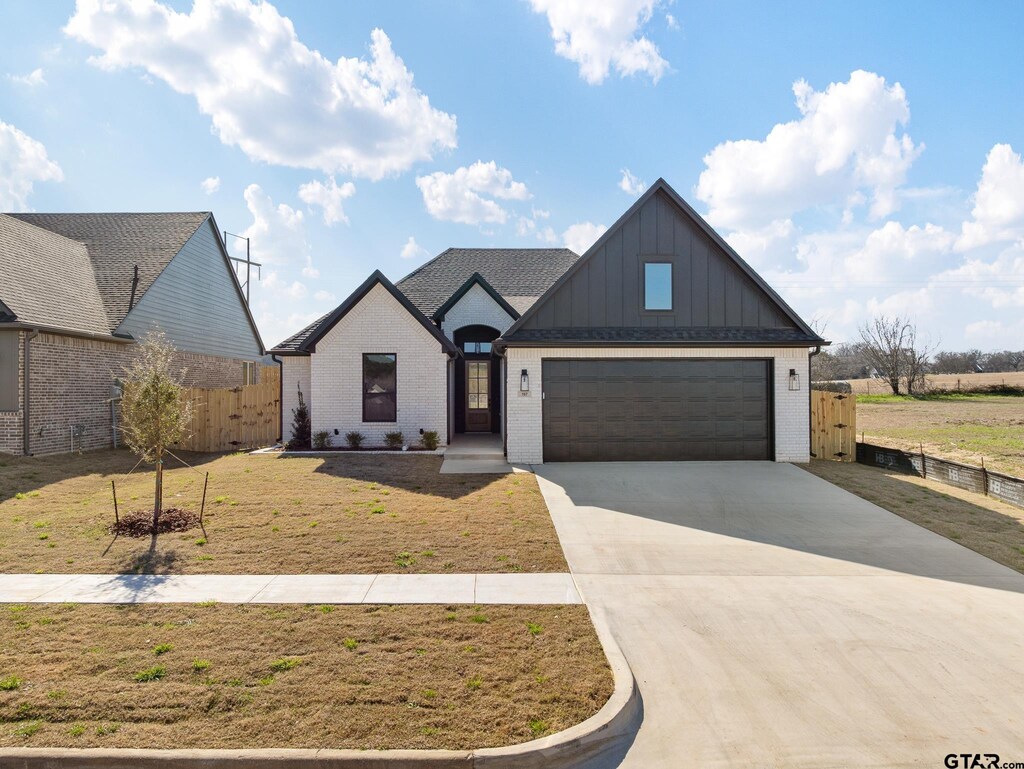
[[804, 460, 1024, 574], [856, 393, 1024, 478], [844, 370, 1024, 395], [0, 602, 610, 749], [0, 451, 567, 575]]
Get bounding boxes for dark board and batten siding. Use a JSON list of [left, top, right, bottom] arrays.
[[116, 220, 262, 361], [521, 190, 795, 333]]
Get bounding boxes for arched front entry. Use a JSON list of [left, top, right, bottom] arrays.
[[453, 324, 501, 434]]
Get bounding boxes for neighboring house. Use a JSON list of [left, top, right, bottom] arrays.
[[0, 212, 265, 456], [271, 178, 825, 463]]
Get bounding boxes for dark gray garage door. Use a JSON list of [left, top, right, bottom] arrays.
[[542, 359, 771, 462]]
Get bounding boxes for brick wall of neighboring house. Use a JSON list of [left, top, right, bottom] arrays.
[[310, 283, 449, 447], [504, 346, 812, 464], [280, 356, 311, 444], [14, 332, 259, 456], [0, 330, 25, 455], [439, 283, 516, 340]]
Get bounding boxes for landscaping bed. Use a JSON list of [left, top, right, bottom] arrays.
[[0, 602, 611, 749], [804, 460, 1024, 575], [0, 451, 568, 575]]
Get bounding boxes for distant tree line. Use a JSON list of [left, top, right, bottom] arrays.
[[811, 315, 1023, 395]]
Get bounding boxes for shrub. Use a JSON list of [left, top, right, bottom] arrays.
[[384, 431, 404, 449], [287, 385, 311, 450], [312, 430, 332, 450], [345, 431, 365, 449], [420, 430, 440, 451]]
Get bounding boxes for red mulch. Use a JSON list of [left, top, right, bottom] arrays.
[[109, 508, 200, 537]]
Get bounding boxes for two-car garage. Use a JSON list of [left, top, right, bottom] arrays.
[[541, 359, 772, 462]]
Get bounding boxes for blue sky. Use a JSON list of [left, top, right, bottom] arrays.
[[2, 0, 1023, 351]]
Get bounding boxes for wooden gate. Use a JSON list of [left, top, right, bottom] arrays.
[[810, 390, 856, 462], [176, 367, 280, 452]]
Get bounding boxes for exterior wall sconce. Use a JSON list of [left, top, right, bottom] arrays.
[[788, 368, 800, 391], [520, 369, 530, 393]]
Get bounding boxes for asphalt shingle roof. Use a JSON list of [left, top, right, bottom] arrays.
[[8, 212, 210, 332], [0, 214, 110, 336], [499, 327, 823, 344], [270, 248, 580, 353], [396, 248, 581, 318]]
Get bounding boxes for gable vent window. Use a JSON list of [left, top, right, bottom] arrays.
[[644, 263, 673, 311], [363, 353, 397, 422], [463, 342, 492, 354]]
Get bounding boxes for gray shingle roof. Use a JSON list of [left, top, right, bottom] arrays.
[[0, 214, 110, 336], [396, 248, 581, 318], [8, 212, 210, 332], [270, 248, 581, 353], [499, 327, 822, 345]]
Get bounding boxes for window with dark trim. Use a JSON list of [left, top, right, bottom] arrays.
[[362, 353, 397, 422], [643, 262, 673, 311], [0, 331, 18, 411]]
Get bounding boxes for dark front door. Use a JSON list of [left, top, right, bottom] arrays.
[[542, 359, 772, 461], [466, 360, 491, 432]]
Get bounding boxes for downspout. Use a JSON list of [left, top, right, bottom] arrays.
[[808, 345, 821, 459], [271, 354, 283, 444], [22, 329, 39, 456], [127, 265, 140, 313], [495, 344, 507, 457]]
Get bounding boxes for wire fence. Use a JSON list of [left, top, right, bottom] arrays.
[[856, 442, 1024, 509]]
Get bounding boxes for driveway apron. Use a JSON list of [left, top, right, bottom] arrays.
[[535, 461, 1024, 769]]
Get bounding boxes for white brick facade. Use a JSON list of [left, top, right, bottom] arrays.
[[440, 283, 516, 339], [504, 346, 812, 464], [310, 283, 449, 446], [280, 355, 311, 443]]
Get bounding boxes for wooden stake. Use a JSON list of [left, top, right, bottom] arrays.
[[200, 472, 209, 525], [111, 480, 119, 524]]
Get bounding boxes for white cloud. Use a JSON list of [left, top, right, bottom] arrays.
[[400, 236, 429, 260], [313, 289, 336, 303], [619, 168, 646, 196], [298, 177, 356, 226], [937, 241, 1024, 309], [696, 70, 922, 231], [562, 221, 607, 254], [65, 0, 457, 180], [239, 183, 309, 267], [200, 176, 220, 195], [958, 144, 1024, 250], [6, 68, 46, 87], [516, 208, 558, 243], [529, 0, 669, 84], [416, 161, 530, 225], [0, 119, 63, 211]]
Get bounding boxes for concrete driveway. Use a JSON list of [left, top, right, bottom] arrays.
[[535, 462, 1024, 769]]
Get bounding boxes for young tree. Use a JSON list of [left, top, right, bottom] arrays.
[[288, 385, 311, 450], [119, 331, 191, 531]]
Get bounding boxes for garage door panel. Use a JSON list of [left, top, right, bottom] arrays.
[[542, 359, 771, 462]]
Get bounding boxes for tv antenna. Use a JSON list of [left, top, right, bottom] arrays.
[[223, 231, 262, 305]]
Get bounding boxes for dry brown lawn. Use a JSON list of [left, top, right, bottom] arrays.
[[0, 451, 567, 574], [857, 394, 1024, 477], [804, 460, 1024, 574], [844, 370, 1024, 395], [0, 603, 611, 749]]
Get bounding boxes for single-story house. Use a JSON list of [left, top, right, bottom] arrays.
[[0, 212, 265, 456], [271, 178, 825, 463]]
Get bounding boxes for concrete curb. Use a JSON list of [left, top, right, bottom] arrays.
[[0, 609, 639, 769]]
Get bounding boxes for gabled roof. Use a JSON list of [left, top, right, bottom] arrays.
[[9, 211, 210, 331], [431, 272, 521, 322], [270, 270, 458, 356], [498, 178, 824, 348], [0, 214, 111, 337], [396, 248, 580, 318]]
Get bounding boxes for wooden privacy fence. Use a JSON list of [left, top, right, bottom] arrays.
[[176, 367, 280, 452], [810, 389, 856, 461]]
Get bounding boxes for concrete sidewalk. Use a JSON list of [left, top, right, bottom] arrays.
[[0, 572, 582, 605]]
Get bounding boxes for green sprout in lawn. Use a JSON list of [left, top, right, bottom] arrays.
[[466, 676, 483, 690], [214, 496, 228, 504], [421, 550, 435, 557], [95, 723, 120, 736], [192, 659, 210, 672], [0, 675, 23, 691], [153, 643, 173, 655], [68, 724, 85, 737], [529, 719, 549, 736], [342, 638, 358, 651], [394, 551, 415, 568], [526, 622, 544, 636], [309, 520, 318, 528], [37, 533, 49, 541], [134, 666, 166, 682], [196, 600, 217, 607], [15, 721, 41, 738], [318, 605, 335, 613], [194, 537, 207, 546], [46, 689, 67, 700], [258, 675, 274, 686], [269, 657, 301, 672], [470, 613, 489, 624], [421, 688, 437, 700]]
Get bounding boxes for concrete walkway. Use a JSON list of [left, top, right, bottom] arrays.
[[536, 461, 1024, 769], [0, 572, 581, 605], [440, 433, 520, 474]]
